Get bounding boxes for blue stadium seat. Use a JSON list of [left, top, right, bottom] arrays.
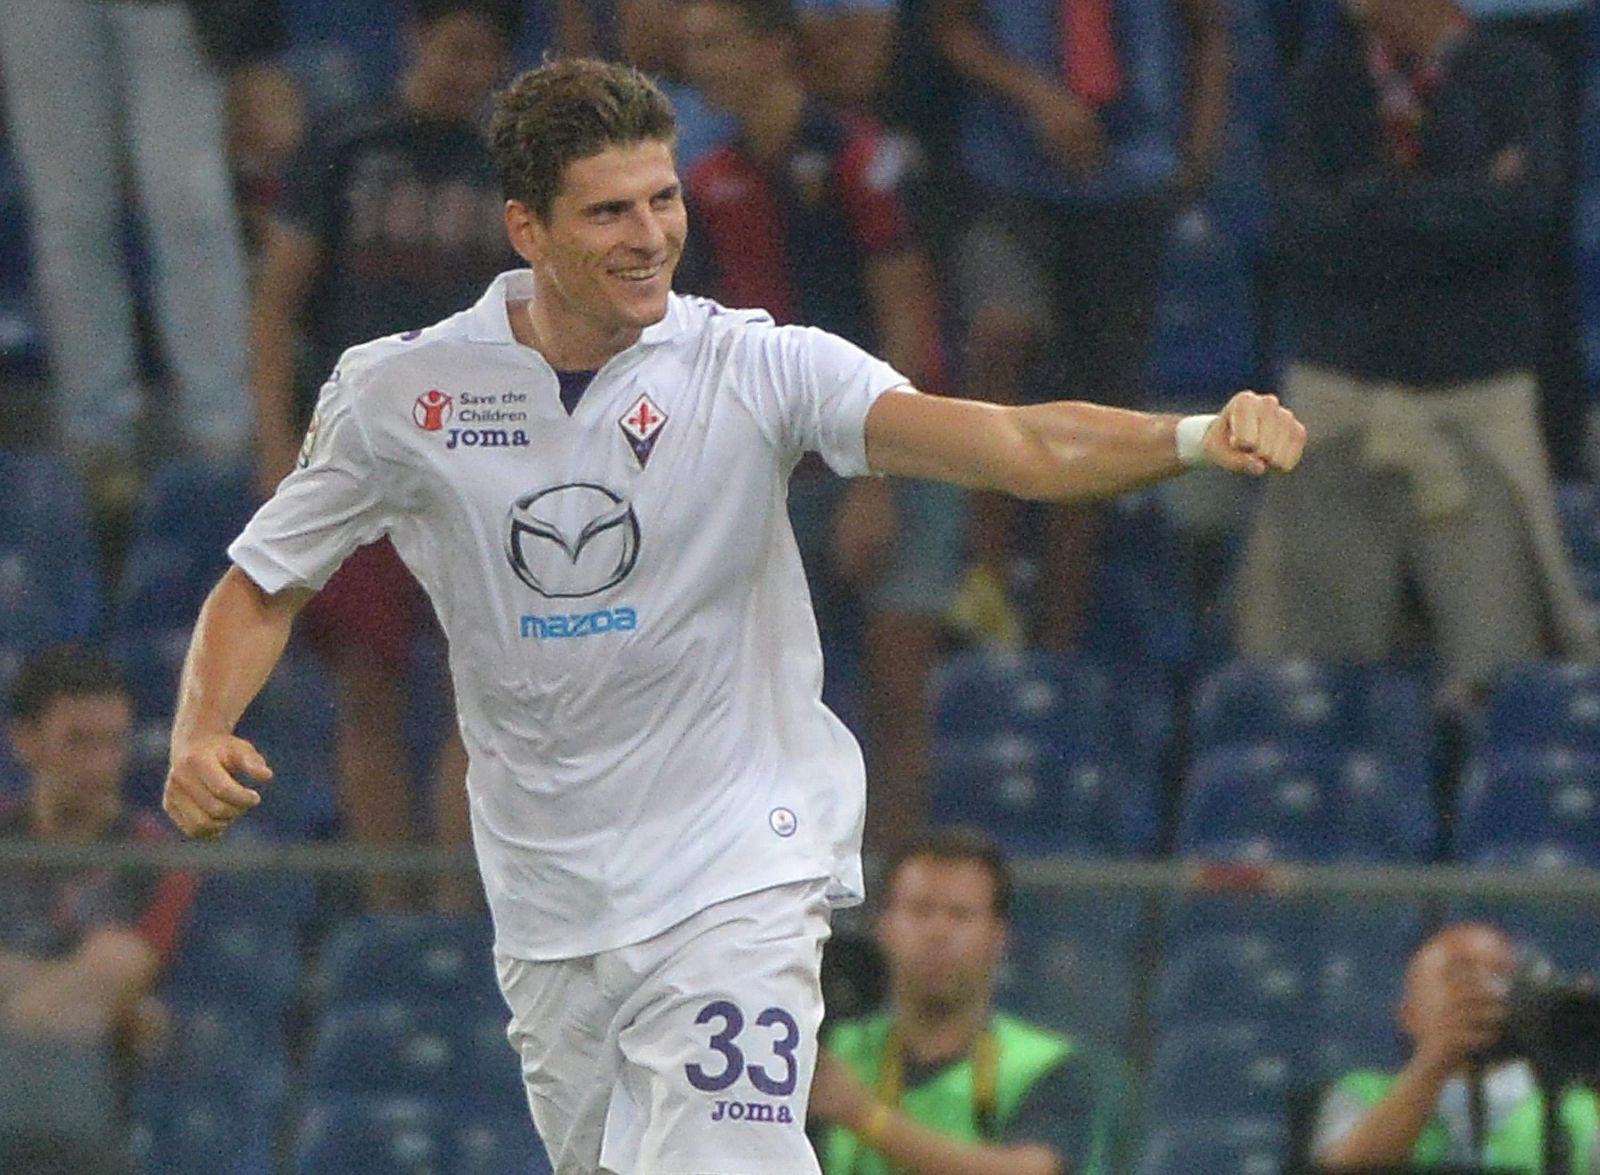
[[164, 909, 304, 1017], [931, 735, 1128, 856], [307, 1000, 523, 1115], [316, 913, 500, 1012], [1478, 662, 1600, 755], [449, 1110, 553, 1175], [1153, 931, 1308, 1035], [134, 1095, 276, 1175], [293, 1096, 449, 1175], [114, 458, 254, 633], [132, 1004, 286, 1175], [934, 649, 1169, 852], [1178, 746, 1435, 863], [998, 892, 1144, 1052], [293, 1097, 552, 1175], [1456, 748, 1600, 867], [1145, 1021, 1296, 1126], [1136, 1119, 1287, 1175], [0, 451, 102, 646], [1190, 660, 1432, 775]]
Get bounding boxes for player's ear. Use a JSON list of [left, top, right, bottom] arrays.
[[504, 199, 546, 265]]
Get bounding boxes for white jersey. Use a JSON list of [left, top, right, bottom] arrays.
[[230, 270, 909, 959]]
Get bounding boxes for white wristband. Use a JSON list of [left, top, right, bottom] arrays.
[[1175, 413, 1219, 468]]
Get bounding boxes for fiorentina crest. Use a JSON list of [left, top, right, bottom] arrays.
[[619, 393, 668, 468]]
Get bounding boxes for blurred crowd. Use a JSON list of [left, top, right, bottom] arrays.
[[0, 0, 1599, 1169]]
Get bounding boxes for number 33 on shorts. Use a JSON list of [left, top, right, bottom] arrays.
[[685, 999, 805, 1121]]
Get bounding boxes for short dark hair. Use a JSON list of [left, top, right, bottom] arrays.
[[489, 58, 677, 221], [693, 0, 801, 38], [411, 0, 523, 45], [883, 826, 1013, 919], [9, 644, 129, 724]]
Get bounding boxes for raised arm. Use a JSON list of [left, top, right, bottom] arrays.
[[863, 388, 1305, 499], [163, 566, 312, 839]]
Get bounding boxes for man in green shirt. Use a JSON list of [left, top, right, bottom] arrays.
[[1314, 922, 1600, 1172], [809, 827, 1130, 1174]]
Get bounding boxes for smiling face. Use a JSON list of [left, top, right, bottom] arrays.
[[506, 139, 686, 361]]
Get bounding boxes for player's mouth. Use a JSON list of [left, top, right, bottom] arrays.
[[612, 261, 667, 283]]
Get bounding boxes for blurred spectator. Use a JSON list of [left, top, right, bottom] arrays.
[[795, 0, 902, 111], [0, 0, 259, 515], [0, 645, 196, 1173], [1458, 0, 1590, 477], [810, 827, 1132, 1175], [250, 0, 520, 910], [1313, 923, 1600, 1171], [675, 0, 963, 855], [932, 0, 1230, 651], [1235, 0, 1596, 711]]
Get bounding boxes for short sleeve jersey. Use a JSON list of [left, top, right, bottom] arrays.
[[229, 271, 911, 959]]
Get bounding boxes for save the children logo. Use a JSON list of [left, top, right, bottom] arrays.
[[413, 389, 454, 431]]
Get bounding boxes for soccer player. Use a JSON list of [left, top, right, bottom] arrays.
[[163, 57, 1304, 1175]]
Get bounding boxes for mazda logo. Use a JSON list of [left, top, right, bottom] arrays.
[[505, 483, 641, 598]]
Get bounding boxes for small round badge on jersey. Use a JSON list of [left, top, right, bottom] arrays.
[[769, 808, 798, 838]]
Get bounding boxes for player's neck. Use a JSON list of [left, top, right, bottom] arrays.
[[892, 997, 991, 1066], [513, 292, 641, 372], [738, 79, 806, 163]]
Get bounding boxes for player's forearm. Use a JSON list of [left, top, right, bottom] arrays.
[[852, 1102, 1064, 1175], [1316, 1061, 1453, 1170], [1001, 402, 1186, 501], [171, 566, 303, 750]]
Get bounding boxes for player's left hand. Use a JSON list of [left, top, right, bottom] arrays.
[[1204, 390, 1307, 476]]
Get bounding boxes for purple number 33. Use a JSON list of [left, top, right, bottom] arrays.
[[685, 1000, 801, 1096]]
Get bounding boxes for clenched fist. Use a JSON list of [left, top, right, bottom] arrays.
[[164, 733, 271, 839], [1203, 390, 1307, 476]]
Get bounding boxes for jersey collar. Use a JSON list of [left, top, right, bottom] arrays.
[[465, 269, 686, 352]]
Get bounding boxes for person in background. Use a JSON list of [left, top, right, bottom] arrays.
[[0, 645, 197, 1174], [1457, 0, 1591, 478], [1314, 923, 1600, 1172], [1235, 0, 1597, 711], [675, 0, 961, 856], [249, 0, 521, 910], [933, 0, 1230, 651], [0, 0, 256, 517], [811, 827, 1132, 1175]]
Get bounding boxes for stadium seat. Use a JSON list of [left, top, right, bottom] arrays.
[[1152, 931, 1308, 1035], [293, 1096, 449, 1175], [1455, 748, 1600, 867], [1190, 659, 1432, 775], [933, 649, 1168, 853], [316, 913, 500, 1012], [998, 892, 1144, 1052], [1144, 1021, 1296, 1126], [1136, 1119, 1287, 1175], [132, 1004, 286, 1175], [449, 1110, 553, 1175], [134, 1095, 276, 1175], [0, 451, 103, 647], [931, 734, 1127, 856], [164, 910, 305, 1018], [1477, 662, 1600, 755], [114, 458, 254, 633], [293, 1096, 552, 1175], [306, 1000, 524, 1115], [1177, 745, 1435, 863]]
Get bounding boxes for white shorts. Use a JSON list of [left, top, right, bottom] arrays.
[[497, 878, 833, 1175]]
